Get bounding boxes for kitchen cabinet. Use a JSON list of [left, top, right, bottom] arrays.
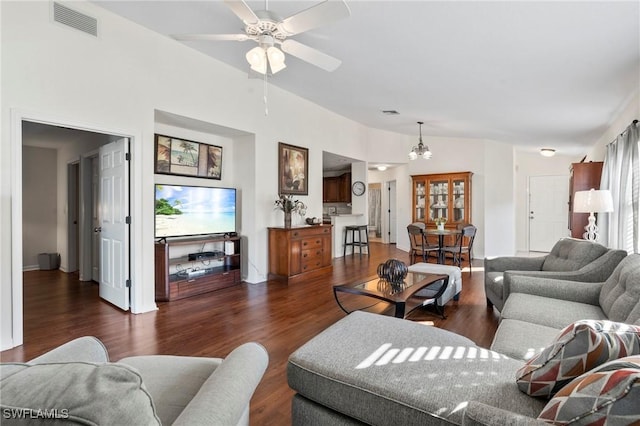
[[323, 172, 351, 203]]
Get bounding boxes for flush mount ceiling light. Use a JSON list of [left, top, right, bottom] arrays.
[[376, 165, 388, 171], [540, 148, 556, 157], [409, 121, 432, 160]]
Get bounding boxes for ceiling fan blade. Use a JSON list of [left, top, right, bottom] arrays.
[[223, 0, 259, 25], [279, 0, 350, 36], [281, 39, 341, 72], [172, 33, 250, 42]]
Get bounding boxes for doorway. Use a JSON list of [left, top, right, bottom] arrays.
[[13, 119, 131, 348], [529, 175, 569, 252]]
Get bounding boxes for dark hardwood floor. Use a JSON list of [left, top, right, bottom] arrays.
[[1, 243, 499, 425]]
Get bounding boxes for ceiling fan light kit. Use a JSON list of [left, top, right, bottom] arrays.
[[173, 0, 350, 75], [409, 121, 432, 160]]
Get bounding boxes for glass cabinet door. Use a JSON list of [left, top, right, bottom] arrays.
[[451, 178, 466, 224], [429, 179, 449, 223], [414, 180, 427, 221]]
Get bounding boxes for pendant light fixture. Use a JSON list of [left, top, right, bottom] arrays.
[[409, 121, 432, 160]]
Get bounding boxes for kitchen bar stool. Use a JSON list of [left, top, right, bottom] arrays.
[[343, 225, 370, 257]]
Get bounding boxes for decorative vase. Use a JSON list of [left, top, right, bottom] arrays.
[[284, 211, 292, 228], [437, 223, 445, 231], [377, 259, 408, 285]]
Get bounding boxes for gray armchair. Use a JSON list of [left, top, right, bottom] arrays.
[[484, 237, 627, 312], [1, 336, 268, 425]]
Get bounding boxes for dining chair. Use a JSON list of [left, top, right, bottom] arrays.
[[441, 224, 477, 273], [407, 223, 439, 264]]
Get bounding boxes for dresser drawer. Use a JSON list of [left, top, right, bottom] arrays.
[[302, 247, 324, 262], [301, 258, 323, 272], [300, 237, 323, 250]]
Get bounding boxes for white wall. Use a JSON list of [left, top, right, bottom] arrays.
[[22, 147, 58, 269]]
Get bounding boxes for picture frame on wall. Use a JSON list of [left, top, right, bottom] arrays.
[[155, 134, 222, 180], [278, 142, 308, 195]]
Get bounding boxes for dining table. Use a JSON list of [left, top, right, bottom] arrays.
[[424, 228, 462, 264]]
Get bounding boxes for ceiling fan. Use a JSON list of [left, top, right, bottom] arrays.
[[173, 0, 351, 75]]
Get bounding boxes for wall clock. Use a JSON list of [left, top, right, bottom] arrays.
[[352, 181, 366, 196]]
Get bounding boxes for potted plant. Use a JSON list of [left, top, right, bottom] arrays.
[[275, 195, 307, 228], [434, 217, 447, 231]]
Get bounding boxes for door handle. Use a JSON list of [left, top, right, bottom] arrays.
[[94, 227, 102, 233]]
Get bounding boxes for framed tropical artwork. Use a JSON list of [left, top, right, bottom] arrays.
[[278, 142, 308, 195], [155, 134, 222, 180]]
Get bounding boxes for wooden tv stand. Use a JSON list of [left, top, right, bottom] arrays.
[[154, 235, 241, 302]]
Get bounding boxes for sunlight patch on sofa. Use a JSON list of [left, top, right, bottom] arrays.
[[356, 344, 509, 369]]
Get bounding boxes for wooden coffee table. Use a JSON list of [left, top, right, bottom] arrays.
[[333, 271, 450, 319]]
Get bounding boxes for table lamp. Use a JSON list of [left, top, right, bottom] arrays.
[[573, 188, 614, 242]]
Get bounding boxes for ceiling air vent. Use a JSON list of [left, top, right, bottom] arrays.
[[53, 2, 98, 37]]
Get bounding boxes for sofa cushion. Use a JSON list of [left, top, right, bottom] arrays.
[[599, 254, 640, 324], [490, 319, 560, 361], [541, 238, 607, 272], [118, 355, 222, 425], [516, 320, 640, 398], [288, 311, 546, 425], [0, 362, 160, 425], [537, 355, 640, 424], [501, 293, 607, 329]]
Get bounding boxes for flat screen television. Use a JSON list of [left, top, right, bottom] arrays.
[[155, 184, 236, 238]]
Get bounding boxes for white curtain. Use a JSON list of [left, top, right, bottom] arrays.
[[368, 188, 382, 237], [599, 120, 639, 253]]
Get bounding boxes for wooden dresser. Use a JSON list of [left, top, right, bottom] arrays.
[[268, 225, 333, 284]]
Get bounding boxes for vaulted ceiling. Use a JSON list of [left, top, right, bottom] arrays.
[[93, 1, 640, 156]]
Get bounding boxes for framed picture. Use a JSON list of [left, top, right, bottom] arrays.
[[278, 142, 308, 195], [155, 134, 222, 180]]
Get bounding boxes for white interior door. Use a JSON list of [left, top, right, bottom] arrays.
[[98, 138, 130, 310], [529, 175, 569, 252]]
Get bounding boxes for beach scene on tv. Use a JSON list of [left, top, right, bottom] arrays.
[[155, 185, 236, 238]]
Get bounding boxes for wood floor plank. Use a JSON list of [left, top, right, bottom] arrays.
[[1, 242, 499, 425]]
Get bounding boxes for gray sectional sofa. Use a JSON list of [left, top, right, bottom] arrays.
[[288, 253, 640, 425], [484, 237, 627, 311]]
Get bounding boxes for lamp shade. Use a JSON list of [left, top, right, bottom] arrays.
[[573, 189, 614, 213]]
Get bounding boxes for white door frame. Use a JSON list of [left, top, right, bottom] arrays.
[[9, 109, 146, 349]]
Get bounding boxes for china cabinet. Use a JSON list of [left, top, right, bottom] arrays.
[[411, 172, 473, 243]]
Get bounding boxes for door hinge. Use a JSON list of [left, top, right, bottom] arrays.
[[126, 279, 131, 288], [125, 152, 131, 161], [125, 216, 131, 224]]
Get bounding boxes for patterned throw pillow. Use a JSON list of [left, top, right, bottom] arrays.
[[516, 320, 640, 398], [538, 355, 640, 424]]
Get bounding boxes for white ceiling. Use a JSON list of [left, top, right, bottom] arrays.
[[92, 1, 639, 156]]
